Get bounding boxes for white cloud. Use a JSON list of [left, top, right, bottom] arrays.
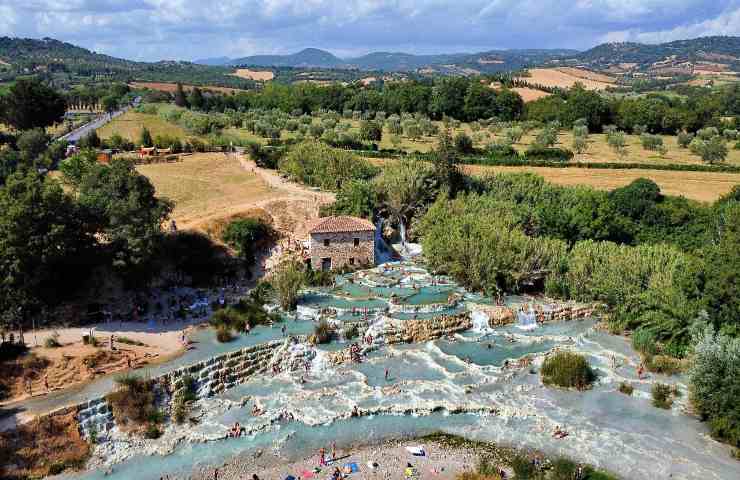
[[1, 0, 739, 60]]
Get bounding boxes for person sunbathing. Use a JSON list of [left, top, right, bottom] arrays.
[[552, 425, 569, 439]]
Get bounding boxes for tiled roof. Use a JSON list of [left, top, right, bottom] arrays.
[[308, 216, 375, 234]]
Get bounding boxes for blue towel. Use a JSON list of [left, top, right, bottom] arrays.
[[348, 463, 359, 473], [285, 475, 296, 480]]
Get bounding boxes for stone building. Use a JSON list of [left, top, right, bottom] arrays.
[[308, 216, 375, 271]]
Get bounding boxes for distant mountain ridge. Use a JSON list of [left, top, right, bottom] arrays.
[[194, 36, 740, 74]]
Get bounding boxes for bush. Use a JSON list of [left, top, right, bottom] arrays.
[[107, 374, 159, 429], [541, 352, 596, 390], [689, 328, 740, 447], [116, 336, 145, 347], [313, 320, 334, 344], [144, 423, 161, 439], [645, 355, 683, 375], [215, 324, 234, 343], [221, 218, 274, 264], [270, 259, 306, 310], [454, 132, 474, 154], [524, 147, 574, 162], [550, 458, 578, 479], [652, 383, 673, 409], [343, 324, 359, 340], [640, 133, 664, 151], [510, 455, 535, 479], [631, 327, 658, 356], [618, 382, 634, 396], [690, 136, 728, 164], [677, 131, 694, 148], [44, 332, 61, 348]]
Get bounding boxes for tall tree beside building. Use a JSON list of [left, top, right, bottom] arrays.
[[0, 79, 66, 131], [174, 82, 189, 108]]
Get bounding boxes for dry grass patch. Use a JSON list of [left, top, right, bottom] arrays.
[[0, 411, 90, 479], [231, 68, 274, 81], [511, 87, 551, 102], [98, 110, 190, 144], [518, 68, 614, 90], [137, 153, 274, 229], [463, 164, 740, 202]]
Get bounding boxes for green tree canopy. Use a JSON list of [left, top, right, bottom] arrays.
[[0, 79, 66, 131]]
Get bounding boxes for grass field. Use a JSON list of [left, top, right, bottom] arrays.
[[97, 111, 191, 143], [461, 164, 740, 203], [137, 153, 274, 228]]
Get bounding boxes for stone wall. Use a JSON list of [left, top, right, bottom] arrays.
[[309, 230, 374, 270]]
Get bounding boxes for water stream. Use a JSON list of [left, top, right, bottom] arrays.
[[50, 262, 740, 480]]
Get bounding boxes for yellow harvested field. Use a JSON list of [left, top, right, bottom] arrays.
[[519, 68, 615, 91], [231, 69, 275, 81], [137, 153, 274, 229], [97, 111, 190, 143], [462, 165, 740, 203], [511, 87, 551, 102], [556, 67, 616, 84]]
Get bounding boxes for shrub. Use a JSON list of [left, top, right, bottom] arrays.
[[550, 458, 577, 479], [724, 129, 739, 141], [541, 352, 596, 390], [697, 127, 719, 140], [633, 124, 648, 135], [690, 136, 728, 164], [44, 332, 61, 348], [631, 327, 658, 356], [607, 131, 627, 158], [343, 324, 359, 340], [510, 455, 535, 479], [144, 423, 161, 439], [222, 218, 274, 264], [313, 320, 333, 344], [215, 324, 234, 343], [640, 133, 663, 151], [689, 328, 740, 447], [454, 132, 474, 154], [107, 374, 158, 429], [572, 135, 588, 154], [677, 131, 694, 148], [645, 355, 683, 375], [116, 336, 145, 347], [270, 258, 306, 310], [652, 383, 673, 409], [618, 382, 634, 396], [524, 147, 574, 162]]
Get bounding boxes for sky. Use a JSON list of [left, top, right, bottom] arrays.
[[1, 1, 740, 61]]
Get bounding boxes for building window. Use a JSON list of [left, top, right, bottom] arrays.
[[323, 239, 330, 247], [349, 257, 355, 265], [353, 237, 360, 247]]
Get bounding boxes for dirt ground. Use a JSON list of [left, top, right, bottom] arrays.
[[137, 152, 333, 236], [192, 439, 482, 480], [1, 323, 190, 404]]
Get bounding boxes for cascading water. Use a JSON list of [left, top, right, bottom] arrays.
[[470, 310, 492, 334], [516, 308, 537, 331]]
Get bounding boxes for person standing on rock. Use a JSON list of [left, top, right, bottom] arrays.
[[319, 447, 327, 466]]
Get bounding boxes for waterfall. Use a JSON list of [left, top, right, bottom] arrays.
[[516, 308, 538, 331], [399, 221, 407, 246], [471, 310, 492, 334]]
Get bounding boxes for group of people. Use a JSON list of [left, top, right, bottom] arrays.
[[227, 421, 243, 438]]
